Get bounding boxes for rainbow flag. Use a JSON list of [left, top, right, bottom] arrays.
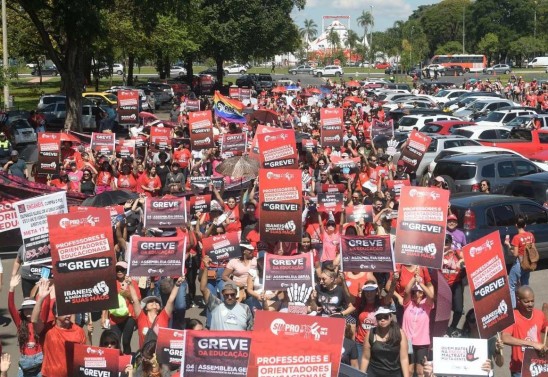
[[213, 91, 247, 123]]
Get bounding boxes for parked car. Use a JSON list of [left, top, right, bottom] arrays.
[[475, 108, 537, 127], [453, 98, 518, 121], [505, 172, 548, 206], [419, 120, 476, 135], [484, 64, 511, 75], [99, 63, 124, 75], [449, 193, 548, 263], [374, 62, 390, 69], [224, 64, 247, 75], [479, 128, 548, 159], [288, 65, 314, 75], [82, 92, 118, 106], [432, 89, 469, 106], [383, 83, 411, 91], [31, 66, 58, 76], [407, 65, 423, 78], [256, 74, 274, 91], [8, 119, 36, 146], [385, 65, 406, 75], [440, 65, 465, 76], [505, 114, 548, 130], [397, 114, 463, 132], [38, 101, 98, 131], [169, 66, 187, 76], [452, 125, 512, 140], [235, 74, 259, 90], [313, 65, 344, 77], [433, 153, 544, 193], [37, 95, 66, 110], [443, 92, 502, 111]]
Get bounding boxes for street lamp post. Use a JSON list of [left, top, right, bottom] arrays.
[[462, 1, 465, 53], [369, 5, 373, 79], [2, 0, 9, 110]]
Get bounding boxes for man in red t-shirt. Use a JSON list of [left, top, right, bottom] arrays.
[[502, 286, 547, 376], [129, 276, 184, 347]]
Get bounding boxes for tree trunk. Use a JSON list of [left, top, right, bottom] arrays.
[[127, 55, 135, 86], [60, 47, 84, 132], [216, 56, 224, 86], [163, 57, 170, 80]]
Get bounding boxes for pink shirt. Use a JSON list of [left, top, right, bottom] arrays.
[[321, 232, 340, 262], [402, 298, 433, 346], [226, 257, 257, 286]]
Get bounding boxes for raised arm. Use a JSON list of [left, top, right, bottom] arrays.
[[199, 255, 213, 304], [164, 277, 184, 317], [127, 278, 142, 318], [31, 279, 52, 334]]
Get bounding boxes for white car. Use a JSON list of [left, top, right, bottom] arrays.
[[429, 146, 548, 173], [224, 64, 247, 75], [453, 98, 519, 121], [397, 114, 462, 132], [432, 89, 470, 105], [9, 119, 37, 146], [475, 109, 537, 127], [424, 64, 445, 73], [313, 65, 344, 77], [170, 66, 186, 76], [452, 125, 512, 140], [99, 63, 124, 75]]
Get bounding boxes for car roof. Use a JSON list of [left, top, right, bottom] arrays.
[[508, 172, 548, 183], [428, 134, 468, 140], [456, 125, 509, 131], [442, 145, 516, 154], [450, 193, 539, 207], [426, 120, 476, 126], [439, 152, 525, 163]]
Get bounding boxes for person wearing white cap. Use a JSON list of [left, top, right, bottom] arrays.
[[360, 306, 410, 377], [8, 275, 43, 376], [402, 273, 435, 377]]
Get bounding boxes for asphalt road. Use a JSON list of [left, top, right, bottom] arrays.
[[1, 253, 547, 376]]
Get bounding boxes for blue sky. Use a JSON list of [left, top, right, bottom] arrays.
[[291, 0, 440, 33]]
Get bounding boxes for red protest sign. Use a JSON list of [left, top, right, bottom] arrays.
[[155, 327, 185, 367], [462, 231, 514, 339], [340, 235, 394, 272], [0, 199, 19, 233], [183, 330, 252, 376], [72, 344, 119, 377], [116, 138, 135, 159], [91, 132, 116, 157], [394, 186, 449, 268], [301, 138, 318, 152], [221, 133, 247, 158], [186, 99, 200, 112], [188, 194, 211, 216], [229, 87, 240, 98], [263, 253, 315, 291], [37, 132, 61, 175], [250, 124, 279, 160], [386, 179, 411, 200], [127, 236, 187, 277], [202, 233, 242, 264], [317, 192, 344, 213], [320, 108, 343, 147], [150, 126, 171, 151], [521, 348, 548, 377], [257, 129, 298, 169], [48, 208, 118, 315], [144, 197, 187, 228], [259, 169, 302, 243], [117, 90, 139, 125], [189, 110, 214, 150], [330, 156, 360, 174], [399, 130, 432, 173], [247, 311, 345, 377], [345, 204, 374, 223]]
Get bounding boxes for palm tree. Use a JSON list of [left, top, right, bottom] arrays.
[[346, 30, 360, 61], [326, 27, 340, 57], [357, 10, 374, 61], [299, 19, 318, 55]]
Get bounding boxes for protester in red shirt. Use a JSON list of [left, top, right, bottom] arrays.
[[31, 280, 90, 377], [502, 286, 547, 376], [116, 163, 138, 191], [441, 234, 465, 336], [138, 165, 162, 197], [128, 276, 185, 347]]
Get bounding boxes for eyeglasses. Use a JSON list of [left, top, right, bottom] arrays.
[[116, 268, 127, 273], [223, 293, 236, 298], [375, 314, 390, 321]]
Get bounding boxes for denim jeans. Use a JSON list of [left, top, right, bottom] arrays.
[[509, 259, 530, 308], [18, 352, 43, 377], [511, 372, 521, 377]]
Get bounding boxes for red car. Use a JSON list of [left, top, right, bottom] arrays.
[[375, 62, 391, 69], [419, 120, 476, 135]]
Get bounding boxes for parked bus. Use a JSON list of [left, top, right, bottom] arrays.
[[430, 54, 487, 73]]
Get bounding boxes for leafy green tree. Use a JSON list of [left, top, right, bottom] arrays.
[[477, 33, 499, 65], [326, 27, 340, 56], [420, 0, 469, 56], [346, 30, 361, 62], [508, 36, 546, 65], [300, 19, 318, 54], [435, 41, 465, 55], [357, 10, 374, 63]]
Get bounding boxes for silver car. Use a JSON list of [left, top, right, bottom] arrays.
[[483, 64, 511, 75]]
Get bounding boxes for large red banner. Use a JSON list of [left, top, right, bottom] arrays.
[[462, 231, 514, 339], [257, 129, 298, 169], [247, 311, 345, 377], [399, 130, 432, 173], [144, 197, 187, 228], [150, 126, 171, 151], [184, 330, 252, 376], [263, 253, 315, 291], [91, 132, 116, 157], [259, 169, 302, 243], [340, 235, 394, 272], [221, 133, 247, 158], [202, 232, 242, 264], [394, 186, 449, 268], [117, 90, 139, 125], [37, 132, 60, 175], [127, 236, 187, 277], [48, 208, 118, 315], [189, 110, 214, 150], [72, 344, 119, 377], [320, 108, 343, 148], [155, 327, 185, 368]]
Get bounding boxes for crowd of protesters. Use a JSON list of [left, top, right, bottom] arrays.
[[1, 76, 547, 377]]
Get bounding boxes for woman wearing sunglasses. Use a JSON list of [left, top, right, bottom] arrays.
[[360, 306, 410, 377]]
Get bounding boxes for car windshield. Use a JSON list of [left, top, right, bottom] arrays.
[[398, 117, 418, 128], [506, 116, 533, 128], [483, 112, 505, 122], [454, 130, 474, 138], [421, 124, 441, 133], [435, 90, 450, 98], [435, 150, 458, 162], [435, 162, 477, 180], [105, 93, 117, 102], [509, 129, 533, 141]]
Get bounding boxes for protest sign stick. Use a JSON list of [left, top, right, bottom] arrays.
[[543, 303, 548, 346]]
